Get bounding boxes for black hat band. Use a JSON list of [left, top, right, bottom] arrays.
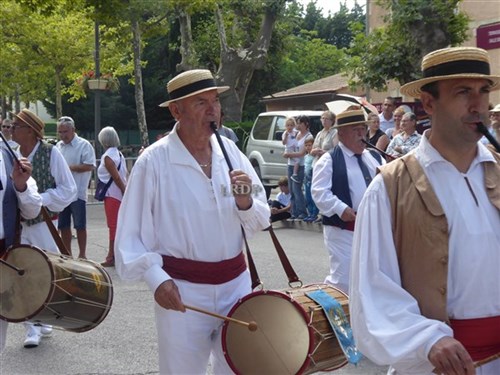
[[337, 114, 365, 126], [423, 60, 490, 79], [169, 78, 217, 101]]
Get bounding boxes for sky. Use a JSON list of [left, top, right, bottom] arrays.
[[298, 0, 362, 16]]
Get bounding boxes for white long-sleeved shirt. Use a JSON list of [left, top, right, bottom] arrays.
[[115, 124, 270, 293], [311, 143, 384, 217], [19, 142, 77, 212], [350, 133, 500, 374], [0, 155, 42, 239]]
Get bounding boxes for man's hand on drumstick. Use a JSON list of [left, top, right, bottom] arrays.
[[154, 280, 186, 312], [429, 336, 475, 375]]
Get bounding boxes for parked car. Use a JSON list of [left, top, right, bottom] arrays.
[[245, 110, 323, 197]]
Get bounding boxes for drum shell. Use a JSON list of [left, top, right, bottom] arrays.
[[222, 284, 349, 375], [0, 246, 113, 333]]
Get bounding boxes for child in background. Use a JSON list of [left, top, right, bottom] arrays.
[[282, 117, 299, 182], [303, 136, 319, 222], [268, 176, 292, 222]]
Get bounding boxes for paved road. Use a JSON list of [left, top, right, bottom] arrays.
[[1, 204, 387, 375]]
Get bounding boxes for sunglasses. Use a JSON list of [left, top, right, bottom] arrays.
[[1, 125, 12, 129]]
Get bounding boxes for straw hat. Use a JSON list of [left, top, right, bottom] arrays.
[[490, 104, 500, 113], [11, 109, 45, 139], [400, 47, 500, 98], [159, 69, 229, 107], [333, 108, 367, 128]]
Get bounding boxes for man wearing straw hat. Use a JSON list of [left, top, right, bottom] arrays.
[[0, 150, 42, 352], [114, 69, 270, 374], [311, 108, 384, 295], [350, 46, 500, 374], [11, 108, 76, 348]]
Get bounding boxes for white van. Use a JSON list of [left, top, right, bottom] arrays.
[[245, 110, 323, 197]]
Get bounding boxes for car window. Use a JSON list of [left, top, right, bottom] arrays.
[[273, 116, 287, 140], [252, 116, 274, 140]]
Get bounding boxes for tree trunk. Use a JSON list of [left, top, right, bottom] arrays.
[[132, 18, 149, 147], [55, 68, 63, 119], [215, 1, 285, 122], [176, 7, 197, 72]]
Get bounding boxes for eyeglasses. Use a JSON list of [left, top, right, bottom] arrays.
[[1, 125, 11, 129], [12, 124, 30, 129]]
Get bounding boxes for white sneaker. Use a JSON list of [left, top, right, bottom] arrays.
[[24, 330, 41, 348], [40, 325, 53, 336]]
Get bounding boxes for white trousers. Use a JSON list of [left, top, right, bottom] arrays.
[[20, 220, 60, 254], [155, 270, 251, 375], [322, 225, 354, 295], [20, 220, 60, 337]]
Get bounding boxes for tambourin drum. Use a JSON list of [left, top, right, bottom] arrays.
[[0, 245, 113, 332], [222, 283, 349, 375]]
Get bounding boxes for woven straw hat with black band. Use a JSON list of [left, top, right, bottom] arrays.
[[11, 109, 45, 139], [400, 47, 500, 98], [159, 69, 229, 107], [333, 108, 367, 128]]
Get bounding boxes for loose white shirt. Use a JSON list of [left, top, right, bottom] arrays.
[[56, 134, 96, 201], [115, 124, 270, 293], [19, 142, 77, 212], [0, 154, 42, 239], [350, 133, 500, 374], [311, 143, 384, 217]]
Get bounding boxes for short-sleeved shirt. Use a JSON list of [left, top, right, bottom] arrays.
[[56, 134, 96, 201]]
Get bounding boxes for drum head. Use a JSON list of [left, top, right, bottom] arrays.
[[0, 246, 53, 322], [222, 291, 312, 375]]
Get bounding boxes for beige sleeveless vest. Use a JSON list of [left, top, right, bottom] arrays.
[[379, 151, 500, 323]]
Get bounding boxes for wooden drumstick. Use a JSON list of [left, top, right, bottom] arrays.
[[433, 352, 500, 373], [0, 259, 25, 275], [184, 304, 258, 332], [474, 352, 500, 368]]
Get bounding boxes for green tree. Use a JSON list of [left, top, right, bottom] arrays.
[[346, 0, 469, 91]]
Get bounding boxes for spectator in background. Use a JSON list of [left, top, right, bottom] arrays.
[[97, 126, 128, 267], [56, 116, 96, 260], [216, 110, 238, 143], [303, 136, 319, 222], [310, 110, 337, 165], [283, 115, 311, 221], [366, 112, 389, 152], [481, 103, 500, 146], [1, 118, 19, 151], [385, 106, 406, 141], [282, 117, 299, 182], [490, 104, 500, 144], [386, 112, 422, 158], [378, 97, 396, 132], [269, 176, 291, 222]]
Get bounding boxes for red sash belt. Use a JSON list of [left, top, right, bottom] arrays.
[[161, 252, 246, 285], [450, 315, 500, 361]]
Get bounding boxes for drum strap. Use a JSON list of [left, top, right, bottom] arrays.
[[267, 226, 301, 286], [41, 207, 71, 256]]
